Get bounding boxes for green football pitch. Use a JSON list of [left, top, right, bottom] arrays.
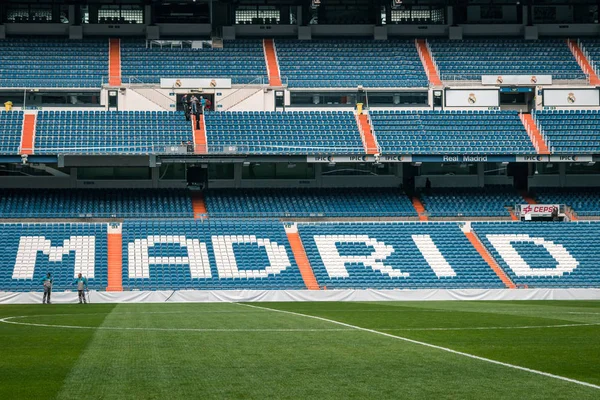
[[0, 301, 599, 400]]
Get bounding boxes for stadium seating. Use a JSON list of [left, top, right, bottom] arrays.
[[0, 189, 193, 218], [204, 188, 417, 217], [0, 38, 107, 88], [533, 188, 600, 217], [275, 39, 429, 88], [578, 39, 600, 74], [204, 111, 364, 154], [35, 110, 191, 154], [428, 39, 585, 80], [533, 110, 600, 154], [473, 222, 600, 288], [122, 220, 305, 290], [370, 110, 535, 154], [420, 187, 525, 217], [0, 111, 24, 154], [0, 223, 108, 292], [120, 40, 267, 84], [298, 222, 505, 289]]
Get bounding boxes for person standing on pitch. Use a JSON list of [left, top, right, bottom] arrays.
[[41, 273, 53, 304], [73, 273, 88, 304]]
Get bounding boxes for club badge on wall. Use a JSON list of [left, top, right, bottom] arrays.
[[468, 93, 477, 104]]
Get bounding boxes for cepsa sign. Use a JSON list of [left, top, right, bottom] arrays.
[[519, 204, 561, 217]]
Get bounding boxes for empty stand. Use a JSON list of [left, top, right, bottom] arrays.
[[534, 188, 600, 217], [370, 110, 536, 154], [415, 39, 442, 86], [298, 222, 504, 289], [285, 225, 319, 290], [0, 111, 24, 154], [420, 187, 526, 218], [191, 192, 208, 220], [0, 223, 108, 292], [473, 222, 600, 288], [429, 39, 585, 81], [107, 223, 123, 291], [204, 188, 417, 218], [0, 39, 107, 88], [0, 189, 193, 218], [520, 113, 550, 155], [263, 39, 282, 86], [120, 40, 267, 84], [20, 113, 36, 155], [204, 111, 364, 154], [464, 229, 516, 288], [577, 38, 600, 84], [191, 114, 207, 154], [534, 110, 600, 154], [108, 38, 122, 86], [357, 113, 379, 154], [35, 111, 191, 154], [122, 220, 305, 290], [411, 197, 429, 221], [567, 39, 600, 85], [275, 39, 428, 88]]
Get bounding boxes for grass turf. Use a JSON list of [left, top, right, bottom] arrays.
[[0, 301, 598, 399]]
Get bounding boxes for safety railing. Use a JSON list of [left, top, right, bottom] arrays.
[[440, 73, 589, 86], [102, 75, 270, 87], [22, 143, 369, 156]]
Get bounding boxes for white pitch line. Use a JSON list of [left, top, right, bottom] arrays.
[[378, 322, 600, 331], [235, 302, 600, 391], [0, 316, 352, 333]]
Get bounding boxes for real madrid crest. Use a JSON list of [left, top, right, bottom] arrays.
[[468, 93, 477, 104], [174, 79, 182, 88], [567, 92, 576, 104]]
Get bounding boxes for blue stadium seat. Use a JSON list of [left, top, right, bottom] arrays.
[[0, 111, 24, 154], [429, 39, 585, 81], [370, 110, 535, 154], [204, 188, 417, 217], [276, 39, 429, 88]]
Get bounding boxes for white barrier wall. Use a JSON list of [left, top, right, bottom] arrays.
[[445, 89, 500, 108], [2, 288, 599, 304], [543, 89, 600, 107]]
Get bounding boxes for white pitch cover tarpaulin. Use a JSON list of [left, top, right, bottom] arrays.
[[1, 288, 600, 304]]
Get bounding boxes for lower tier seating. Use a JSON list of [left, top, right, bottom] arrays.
[[0, 223, 108, 292], [204, 188, 417, 217], [420, 187, 525, 217], [122, 220, 305, 290], [298, 222, 505, 289], [1, 221, 598, 292], [0, 189, 193, 218], [473, 222, 600, 288], [533, 188, 600, 217]]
